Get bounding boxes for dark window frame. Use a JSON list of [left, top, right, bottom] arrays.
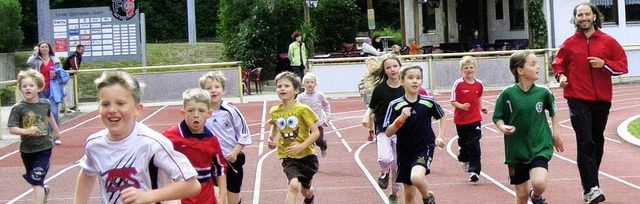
[[422, 4, 436, 33], [626, 0, 640, 24], [592, 0, 619, 25], [509, 0, 525, 30]]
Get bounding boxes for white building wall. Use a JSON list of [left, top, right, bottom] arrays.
[[486, 0, 528, 44], [551, 0, 640, 47]]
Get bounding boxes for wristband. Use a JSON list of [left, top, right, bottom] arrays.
[[393, 117, 405, 128]]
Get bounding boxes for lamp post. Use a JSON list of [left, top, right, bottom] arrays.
[[304, 0, 318, 26]]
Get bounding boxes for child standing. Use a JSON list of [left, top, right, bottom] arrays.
[[74, 71, 201, 204], [361, 54, 404, 203], [200, 71, 252, 204], [383, 65, 446, 204], [297, 73, 332, 157], [493, 51, 564, 204], [267, 71, 319, 204], [358, 57, 380, 141], [450, 56, 488, 182], [162, 88, 228, 204], [8, 69, 61, 204]]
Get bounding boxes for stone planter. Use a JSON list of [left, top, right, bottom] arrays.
[[0, 52, 16, 82]]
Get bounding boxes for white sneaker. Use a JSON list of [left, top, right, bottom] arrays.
[[583, 186, 605, 204], [43, 185, 49, 204], [54, 137, 62, 145], [469, 172, 479, 182]]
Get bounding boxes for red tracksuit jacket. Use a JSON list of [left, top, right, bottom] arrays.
[[552, 29, 628, 102]]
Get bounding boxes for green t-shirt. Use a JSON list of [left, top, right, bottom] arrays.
[[492, 84, 556, 164], [268, 102, 319, 159], [7, 99, 54, 153]]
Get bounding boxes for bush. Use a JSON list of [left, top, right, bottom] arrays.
[[0, 86, 15, 106], [0, 0, 24, 53]]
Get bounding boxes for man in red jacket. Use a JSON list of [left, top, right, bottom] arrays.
[[552, 2, 628, 204]]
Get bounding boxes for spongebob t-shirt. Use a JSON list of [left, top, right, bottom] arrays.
[[268, 102, 319, 159]]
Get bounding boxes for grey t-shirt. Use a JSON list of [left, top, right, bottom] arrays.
[[8, 99, 54, 153]]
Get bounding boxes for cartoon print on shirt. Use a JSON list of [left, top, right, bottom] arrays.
[[101, 167, 141, 192], [275, 114, 300, 141]]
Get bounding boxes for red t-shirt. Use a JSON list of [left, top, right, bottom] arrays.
[[39, 60, 53, 90], [450, 78, 484, 125]]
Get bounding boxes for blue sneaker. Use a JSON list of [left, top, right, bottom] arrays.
[[423, 191, 435, 204], [529, 188, 547, 204]]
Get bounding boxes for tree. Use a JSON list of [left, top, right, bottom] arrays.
[[312, 0, 360, 52], [0, 0, 24, 52]]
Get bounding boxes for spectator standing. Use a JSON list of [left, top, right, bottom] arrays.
[[27, 41, 69, 145], [288, 31, 308, 81]]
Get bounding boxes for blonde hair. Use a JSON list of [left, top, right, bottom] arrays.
[[182, 88, 211, 109], [302, 72, 318, 83], [459, 56, 477, 68], [94, 71, 143, 104], [17, 69, 45, 89], [274, 71, 301, 90], [198, 71, 227, 90], [365, 54, 402, 89]]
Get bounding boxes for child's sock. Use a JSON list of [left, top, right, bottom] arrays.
[[303, 195, 315, 204]]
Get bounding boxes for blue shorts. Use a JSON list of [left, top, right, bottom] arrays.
[[396, 146, 434, 185], [508, 156, 549, 185], [20, 148, 52, 186]]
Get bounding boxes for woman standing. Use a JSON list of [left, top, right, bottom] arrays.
[[27, 41, 69, 145], [288, 31, 307, 81]]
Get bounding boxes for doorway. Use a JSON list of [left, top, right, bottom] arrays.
[[455, 0, 487, 51]]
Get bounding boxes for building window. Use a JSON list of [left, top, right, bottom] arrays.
[[592, 0, 619, 25], [626, 0, 640, 23], [509, 0, 524, 30], [422, 4, 436, 33], [495, 0, 503, 20]]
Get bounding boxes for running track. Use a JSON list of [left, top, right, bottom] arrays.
[[1, 84, 640, 203]]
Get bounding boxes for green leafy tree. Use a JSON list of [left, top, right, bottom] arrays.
[[528, 0, 547, 49], [312, 0, 360, 52], [234, 1, 277, 69], [0, 0, 24, 52]]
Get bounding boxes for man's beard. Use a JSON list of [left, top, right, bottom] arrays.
[[578, 20, 594, 31]]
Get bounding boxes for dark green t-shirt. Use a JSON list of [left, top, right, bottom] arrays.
[[8, 99, 54, 153], [492, 84, 556, 164]]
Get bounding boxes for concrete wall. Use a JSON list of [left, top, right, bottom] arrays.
[[486, 0, 529, 44], [0, 53, 16, 81], [134, 68, 239, 103]]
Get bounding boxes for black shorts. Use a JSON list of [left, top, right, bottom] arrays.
[[282, 155, 319, 189], [20, 148, 52, 186], [397, 146, 434, 185], [508, 157, 549, 185], [226, 152, 246, 193]]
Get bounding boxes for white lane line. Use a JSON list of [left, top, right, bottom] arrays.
[[0, 115, 100, 162], [328, 120, 352, 152], [258, 101, 267, 156], [553, 153, 640, 190], [252, 149, 276, 204], [354, 141, 390, 203], [445, 124, 517, 197], [8, 163, 82, 204], [553, 120, 622, 144]]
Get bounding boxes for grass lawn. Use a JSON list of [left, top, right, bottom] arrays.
[[628, 118, 640, 140], [13, 43, 225, 100]]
